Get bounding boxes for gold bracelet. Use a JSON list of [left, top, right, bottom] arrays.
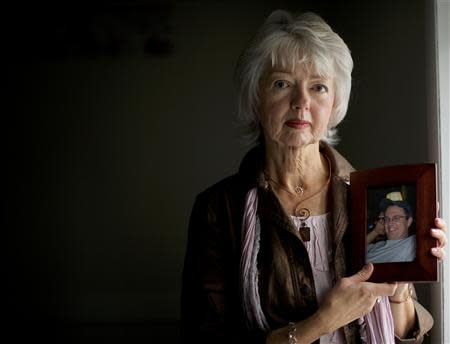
[[389, 284, 413, 304]]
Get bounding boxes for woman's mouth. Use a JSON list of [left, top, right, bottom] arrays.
[[285, 119, 311, 129]]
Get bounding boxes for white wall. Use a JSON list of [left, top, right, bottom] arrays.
[[434, 1, 450, 343]]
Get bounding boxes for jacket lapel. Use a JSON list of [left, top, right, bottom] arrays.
[[330, 175, 350, 279]]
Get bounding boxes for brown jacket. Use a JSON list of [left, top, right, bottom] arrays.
[[181, 143, 433, 343]]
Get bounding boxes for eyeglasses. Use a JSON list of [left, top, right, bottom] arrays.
[[378, 216, 408, 224]]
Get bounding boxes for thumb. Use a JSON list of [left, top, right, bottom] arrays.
[[349, 263, 374, 283]]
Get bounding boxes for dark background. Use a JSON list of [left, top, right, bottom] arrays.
[[5, 0, 438, 342]]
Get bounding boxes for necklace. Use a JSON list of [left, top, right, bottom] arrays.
[[264, 154, 332, 241]]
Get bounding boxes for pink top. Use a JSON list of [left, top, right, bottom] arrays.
[[291, 213, 346, 344], [291, 213, 395, 344]]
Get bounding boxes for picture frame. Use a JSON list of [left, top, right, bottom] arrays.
[[350, 164, 438, 283]]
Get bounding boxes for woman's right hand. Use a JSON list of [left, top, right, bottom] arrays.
[[316, 263, 397, 334], [267, 264, 396, 344]]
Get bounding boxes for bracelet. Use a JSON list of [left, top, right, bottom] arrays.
[[389, 284, 413, 304], [288, 322, 298, 344]]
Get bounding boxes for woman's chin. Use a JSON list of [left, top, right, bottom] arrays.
[[264, 132, 322, 151], [285, 137, 319, 149], [280, 133, 319, 147]]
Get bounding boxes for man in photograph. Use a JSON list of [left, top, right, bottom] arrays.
[[367, 199, 416, 263]]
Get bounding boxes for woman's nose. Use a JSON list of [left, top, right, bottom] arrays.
[[291, 87, 310, 111]]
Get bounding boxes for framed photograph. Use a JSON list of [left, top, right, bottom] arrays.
[[350, 164, 438, 283]]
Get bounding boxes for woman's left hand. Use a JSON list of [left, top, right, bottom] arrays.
[[431, 218, 447, 260]]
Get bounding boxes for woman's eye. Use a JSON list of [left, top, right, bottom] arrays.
[[273, 80, 289, 89], [312, 84, 328, 93]]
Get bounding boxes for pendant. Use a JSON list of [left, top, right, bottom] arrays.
[[296, 207, 311, 242], [299, 224, 310, 242]]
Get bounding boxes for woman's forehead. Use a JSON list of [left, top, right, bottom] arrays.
[[270, 56, 333, 78], [264, 63, 333, 82]]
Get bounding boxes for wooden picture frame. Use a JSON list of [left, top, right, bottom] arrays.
[[350, 164, 438, 283]]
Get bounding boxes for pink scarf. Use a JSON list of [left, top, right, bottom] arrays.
[[240, 188, 395, 343]]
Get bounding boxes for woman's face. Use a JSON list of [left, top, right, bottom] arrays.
[[258, 64, 335, 149]]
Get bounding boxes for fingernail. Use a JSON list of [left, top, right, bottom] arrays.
[[431, 228, 439, 234], [432, 247, 439, 253]]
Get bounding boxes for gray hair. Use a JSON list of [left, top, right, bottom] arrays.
[[235, 10, 353, 146]]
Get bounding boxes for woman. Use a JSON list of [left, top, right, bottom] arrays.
[[181, 10, 447, 344]]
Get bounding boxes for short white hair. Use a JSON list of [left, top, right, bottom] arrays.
[[235, 10, 353, 145]]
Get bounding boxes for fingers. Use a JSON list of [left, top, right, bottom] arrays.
[[389, 282, 407, 297], [432, 247, 446, 260], [348, 263, 374, 283], [435, 218, 447, 232], [430, 218, 447, 261], [369, 282, 398, 297], [376, 223, 386, 236], [431, 228, 448, 247], [348, 264, 396, 297]]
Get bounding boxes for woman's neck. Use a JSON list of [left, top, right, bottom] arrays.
[[264, 142, 327, 192]]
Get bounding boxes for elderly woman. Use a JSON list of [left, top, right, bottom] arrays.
[[181, 10, 447, 344]]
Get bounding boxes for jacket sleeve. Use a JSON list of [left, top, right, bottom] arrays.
[[394, 294, 434, 343], [180, 193, 267, 343]]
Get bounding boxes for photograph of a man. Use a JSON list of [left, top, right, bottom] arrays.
[[367, 198, 415, 263]]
